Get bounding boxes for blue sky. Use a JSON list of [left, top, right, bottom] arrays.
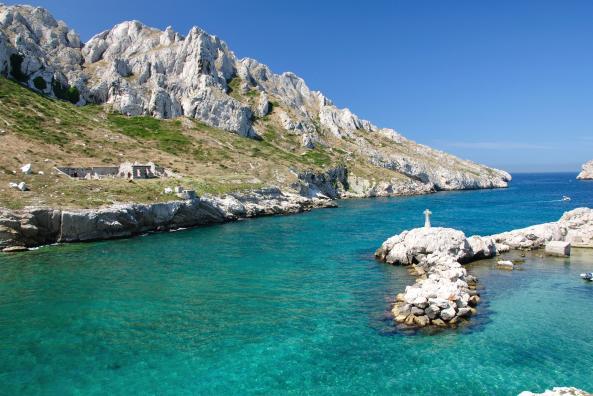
[[6, 0, 593, 172]]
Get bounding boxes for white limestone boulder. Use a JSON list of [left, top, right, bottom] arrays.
[[376, 227, 496, 265], [20, 163, 32, 174]]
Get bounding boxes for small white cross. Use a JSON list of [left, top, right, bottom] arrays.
[[424, 209, 432, 228]]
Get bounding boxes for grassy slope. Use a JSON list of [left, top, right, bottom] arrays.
[[0, 77, 413, 209]]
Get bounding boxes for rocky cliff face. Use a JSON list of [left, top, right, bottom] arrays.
[[0, 3, 511, 194], [577, 160, 593, 180], [0, 188, 334, 249]]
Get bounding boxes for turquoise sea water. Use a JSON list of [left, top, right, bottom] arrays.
[[0, 173, 592, 395]]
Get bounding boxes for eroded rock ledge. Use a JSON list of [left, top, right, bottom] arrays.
[[0, 187, 334, 250], [376, 208, 593, 329]]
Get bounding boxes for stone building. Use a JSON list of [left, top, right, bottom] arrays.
[[56, 162, 169, 180]]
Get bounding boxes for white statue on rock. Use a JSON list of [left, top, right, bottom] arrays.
[[424, 209, 432, 228]]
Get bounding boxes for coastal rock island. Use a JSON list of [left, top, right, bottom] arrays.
[[577, 160, 593, 180]]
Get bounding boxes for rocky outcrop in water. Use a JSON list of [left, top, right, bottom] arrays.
[[518, 387, 592, 396], [376, 208, 593, 329], [0, 188, 334, 250], [577, 160, 593, 180], [489, 208, 593, 250], [0, 4, 511, 191], [375, 227, 495, 328]]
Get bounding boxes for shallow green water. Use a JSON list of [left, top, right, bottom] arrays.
[[0, 173, 592, 395]]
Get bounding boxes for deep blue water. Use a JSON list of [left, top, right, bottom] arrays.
[[0, 173, 592, 395]]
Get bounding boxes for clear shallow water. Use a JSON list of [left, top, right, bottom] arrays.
[[0, 173, 592, 395]]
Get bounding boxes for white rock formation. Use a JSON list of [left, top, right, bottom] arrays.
[[378, 207, 593, 328], [518, 387, 591, 396], [577, 160, 593, 180], [489, 208, 593, 249], [376, 227, 491, 327], [0, 4, 512, 191], [375, 227, 496, 265]]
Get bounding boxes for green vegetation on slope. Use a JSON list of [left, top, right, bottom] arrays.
[[0, 77, 374, 209], [108, 114, 192, 155]]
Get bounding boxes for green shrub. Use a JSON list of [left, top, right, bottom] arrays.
[[33, 76, 47, 91], [52, 79, 80, 104], [9, 54, 27, 82]]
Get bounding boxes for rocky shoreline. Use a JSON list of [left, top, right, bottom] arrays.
[[375, 208, 593, 329], [1, 162, 513, 252], [0, 187, 334, 251]]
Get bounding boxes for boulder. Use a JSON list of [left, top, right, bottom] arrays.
[[440, 306, 457, 321], [431, 319, 447, 327], [425, 304, 440, 319], [411, 306, 425, 316], [457, 307, 472, 317], [413, 315, 430, 327], [404, 315, 416, 326], [20, 163, 32, 174], [545, 241, 571, 257]]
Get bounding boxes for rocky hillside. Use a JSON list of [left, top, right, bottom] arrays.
[[0, 4, 510, 210]]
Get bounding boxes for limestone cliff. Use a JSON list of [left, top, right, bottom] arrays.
[[577, 160, 593, 180], [0, 3, 511, 195]]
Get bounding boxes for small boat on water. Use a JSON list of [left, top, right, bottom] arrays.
[[562, 195, 571, 202], [580, 273, 593, 281]]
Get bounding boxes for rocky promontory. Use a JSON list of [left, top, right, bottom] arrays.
[[577, 160, 593, 180], [376, 208, 593, 329], [375, 227, 495, 328]]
